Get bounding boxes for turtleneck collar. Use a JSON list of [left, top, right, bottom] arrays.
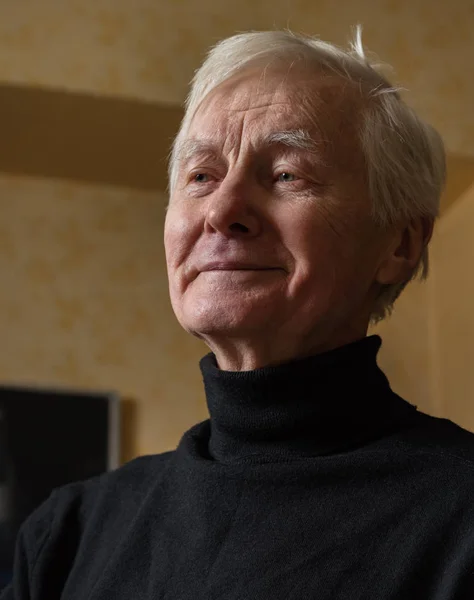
[[198, 335, 419, 464]]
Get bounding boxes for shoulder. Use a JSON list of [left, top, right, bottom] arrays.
[[395, 411, 474, 473], [81, 450, 174, 496], [27, 449, 175, 527], [14, 451, 175, 590], [52, 450, 175, 526]]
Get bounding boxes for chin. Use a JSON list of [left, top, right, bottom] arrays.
[[177, 299, 273, 337]]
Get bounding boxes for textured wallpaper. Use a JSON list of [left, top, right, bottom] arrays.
[[370, 278, 437, 417], [0, 0, 472, 156], [0, 0, 473, 457], [431, 183, 474, 430], [372, 182, 474, 428], [0, 174, 208, 456], [0, 170, 449, 458]]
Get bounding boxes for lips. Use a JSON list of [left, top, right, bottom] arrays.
[[200, 261, 281, 272]]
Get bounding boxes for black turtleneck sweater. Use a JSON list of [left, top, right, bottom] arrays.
[[3, 336, 474, 599]]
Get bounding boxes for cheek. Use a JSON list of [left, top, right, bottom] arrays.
[[286, 208, 344, 265], [164, 206, 197, 268], [284, 209, 370, 298], [164, 205, 204, 303]]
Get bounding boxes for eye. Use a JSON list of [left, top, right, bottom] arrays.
[[277, 172, 297, 182], [193, 173, 210, 183], [185, 169, 219, 197]]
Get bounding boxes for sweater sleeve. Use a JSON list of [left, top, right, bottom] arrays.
[[0, 491, 58, 600]]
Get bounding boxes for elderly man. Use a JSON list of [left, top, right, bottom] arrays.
[[3, 30, 474, 600]]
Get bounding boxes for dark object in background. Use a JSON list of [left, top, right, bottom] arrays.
[[0, 384, 120, 590]]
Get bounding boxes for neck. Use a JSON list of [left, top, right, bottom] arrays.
[[201, 323, 370, 371], [198, 335, 419, 464]]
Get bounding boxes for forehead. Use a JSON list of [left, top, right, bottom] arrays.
[[185, 67, 363, 169], [188, 67, 361, 143]]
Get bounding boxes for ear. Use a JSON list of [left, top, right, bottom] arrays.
[[376, 217, 434, 285]]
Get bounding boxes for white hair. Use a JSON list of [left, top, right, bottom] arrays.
[[168, 28, 446, 322]]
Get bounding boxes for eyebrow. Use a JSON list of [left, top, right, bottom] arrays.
[[174, 139, 219, 165], [174, 129, 324, 166], [263, 129, 322, 154]]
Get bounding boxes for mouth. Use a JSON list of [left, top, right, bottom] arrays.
[[200, 262, 282, 272]]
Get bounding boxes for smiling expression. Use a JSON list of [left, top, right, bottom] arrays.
[[165, 66, 390, 348]]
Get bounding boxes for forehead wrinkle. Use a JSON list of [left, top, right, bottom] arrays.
[[176, 125, 328, 167], [225, 100, 292, 113], [181, 80, 340, 165], [210, 72, 294, 114]]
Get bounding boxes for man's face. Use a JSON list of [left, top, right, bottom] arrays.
[[165, 67, 389, 349]]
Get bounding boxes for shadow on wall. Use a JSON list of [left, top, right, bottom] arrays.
[[0, 82, 472, 213], [0, 82, 182, 192], [120, 398, 139, 465]]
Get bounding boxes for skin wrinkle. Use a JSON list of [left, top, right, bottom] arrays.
[[226, 101, 290, 112], [165, 66, 423, 371], [176, 130, 327, 182]]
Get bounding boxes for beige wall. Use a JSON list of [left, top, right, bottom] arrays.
[[3, 173, 472, 461], [373, 183, 474, 428], [0, 1, 472, 458], [0, 0, 473, 158], [431, 184, 474, 428], [370, 276, 439, 416], [0, 174, 208, 459]]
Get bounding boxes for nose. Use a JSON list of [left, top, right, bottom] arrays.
[[204, 172, 262, 238]]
